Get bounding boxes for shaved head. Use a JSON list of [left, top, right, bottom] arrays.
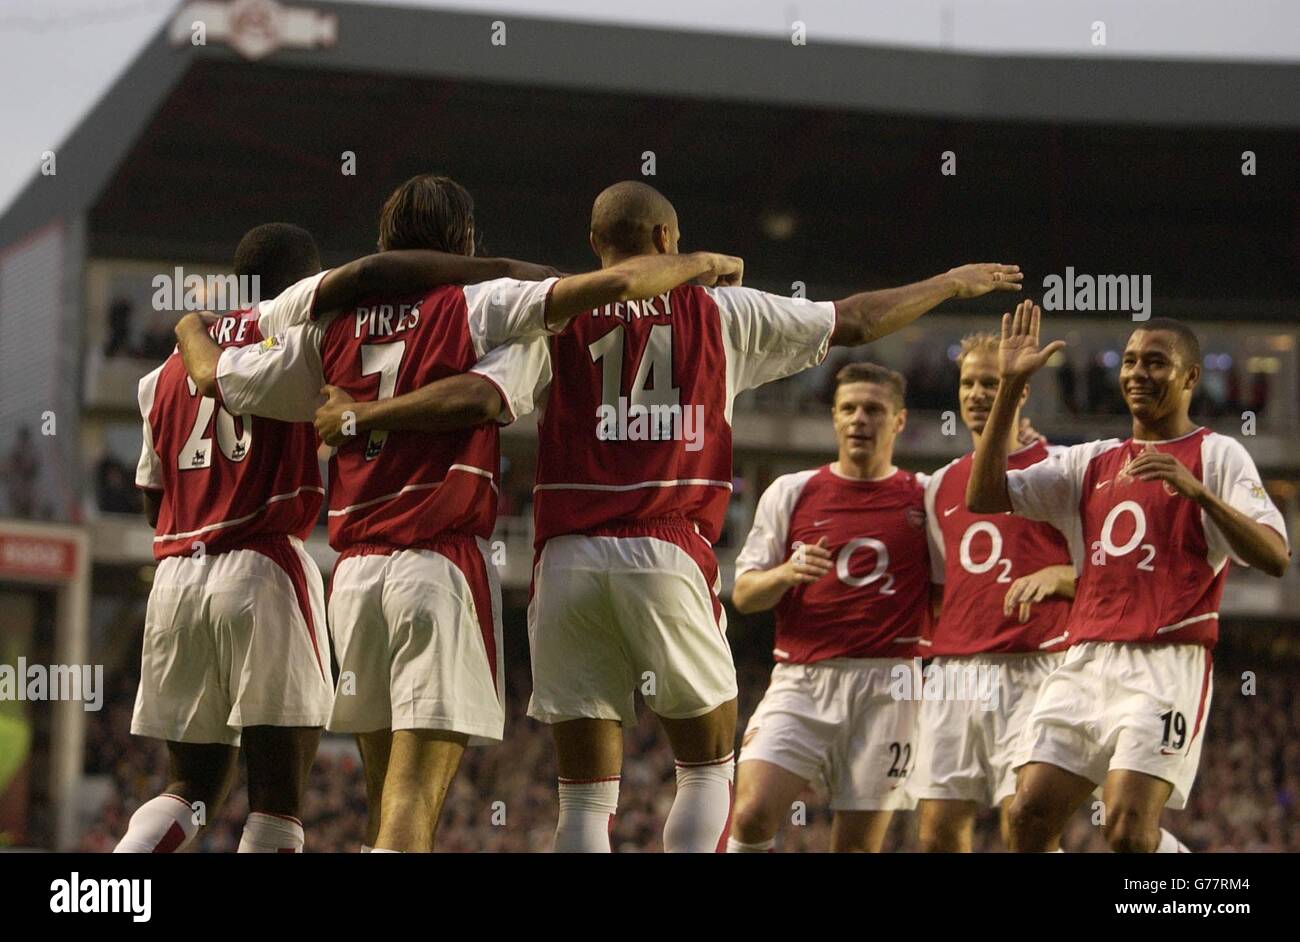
[[590, 181, 678, 257]]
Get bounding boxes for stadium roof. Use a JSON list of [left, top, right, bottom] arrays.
[[1, 0, 1296, 310]]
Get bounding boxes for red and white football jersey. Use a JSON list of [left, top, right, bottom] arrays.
[[1006, 427, 1289, 647], [924, 440, 1073, 655], [135, 309, 323, 560], [472, 285, 836, 547], [215, 271, 557, 550], [734, 466, 931, 663]]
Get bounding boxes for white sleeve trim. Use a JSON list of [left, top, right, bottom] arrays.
[[924, 459, 957, 582], [734, 469, 819, 577], [467, 335, 553, 427], [1200, 432, 1290, 568], [708, 286, 837, 419], [255, 270, 329, 335], [462, 277, 561, 358], [134, 367, 164, 490], [214, 325, 324, 423]]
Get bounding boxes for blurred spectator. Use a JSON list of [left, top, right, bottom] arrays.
[[139, 326, 177, 362], [1056, 360, 1078, 414], [105, 297, 134, 357], [96, 454, 141, 515], [5, 426, 39, 519], [1250, 372, 1270, 417]]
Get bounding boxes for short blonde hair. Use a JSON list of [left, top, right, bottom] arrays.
[[955, 331, 999, 369]]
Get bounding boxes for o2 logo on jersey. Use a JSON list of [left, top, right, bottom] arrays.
[[958, 521, 1014, 583], [1092, 500, 1157, 571], [836, 538, 895, 595]]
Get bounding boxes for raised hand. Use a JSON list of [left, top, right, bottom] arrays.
[[999, 300, 1065, 381], [947, 263, 1024, 299]]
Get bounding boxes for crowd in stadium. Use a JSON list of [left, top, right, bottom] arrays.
[[75, 646, 1300, 853]]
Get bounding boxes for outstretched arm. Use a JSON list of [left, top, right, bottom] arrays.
[[967, 301, 1066, 514], [175, 312, 222, 398], [314, 377, 503, 445], [314, 335, 548, 444], [831, 263, 1023, 347], [544, 251, 743, 332], [314, 252, 561, 319]]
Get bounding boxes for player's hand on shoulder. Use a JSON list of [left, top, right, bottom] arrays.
[[1127, 450, 1206, 501], [694, 252, 744, 288], [946, 262, 1023, 298], [314, 385, 359, 447], [782, 536, 832, 586]]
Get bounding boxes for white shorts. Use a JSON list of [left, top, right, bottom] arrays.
[[131, 536, 333, 747], [908, 651, 1063, 807], [739, 659, 919, 812], [326, 537, 504, 743], [1017, 641, 1213, 809], [527, 525, 737, 726]]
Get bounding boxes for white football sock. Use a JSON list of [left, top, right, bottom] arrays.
[[113, 793, 199, 853], [554, 777, 619, 853], [726, 836, 774, 853], [664, 753, 734, 853], [237, 812, 305, 853], [1156, 828, 1190, 853]]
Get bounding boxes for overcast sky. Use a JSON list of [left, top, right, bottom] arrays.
[[1, 0, 1296, 218]]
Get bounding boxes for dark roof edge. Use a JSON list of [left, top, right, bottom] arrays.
[[0, 22, 196, 245], [2, 1, 1294, 245], [292, 0, 1299, 128]]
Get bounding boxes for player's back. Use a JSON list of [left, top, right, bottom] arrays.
[[138, 309, 322, 560], [533, 283, 834, 547], [319, 286, 501, 549]]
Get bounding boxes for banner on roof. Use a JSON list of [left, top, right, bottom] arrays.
[[170, 0, 337, 61]]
